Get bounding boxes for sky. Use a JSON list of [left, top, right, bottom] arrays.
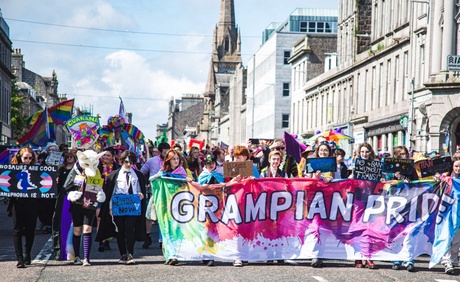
[[1, 0, 337, 140]]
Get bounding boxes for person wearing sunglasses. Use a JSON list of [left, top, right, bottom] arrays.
[[267, 139, 298, 178], [8, 147, 39, 268], [97, 150, 146, 265]]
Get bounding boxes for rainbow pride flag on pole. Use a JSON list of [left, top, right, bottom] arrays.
[[19, 107, 53, 146], [27, 99, 74, 127]]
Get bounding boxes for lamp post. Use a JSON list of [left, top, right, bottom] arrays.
[[406, 77, 415, 149]]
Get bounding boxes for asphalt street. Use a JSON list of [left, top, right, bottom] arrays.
[[0, 199, 458, 282]]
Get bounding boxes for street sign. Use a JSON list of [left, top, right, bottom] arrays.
[[400, 116, 408, 128], [447, 55, 460, 71]]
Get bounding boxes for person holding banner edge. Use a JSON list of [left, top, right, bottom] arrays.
[[96, 150, 146, 265], [383, 146, 417, 272], [349, 142, 377, 269], [440, 152, 460, 274], [151, 149, 188, 266]]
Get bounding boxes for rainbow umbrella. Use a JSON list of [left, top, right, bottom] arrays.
[[306, 130, 352, 143]]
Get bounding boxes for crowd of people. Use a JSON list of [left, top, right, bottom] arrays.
[[5, 137, 460, 275]]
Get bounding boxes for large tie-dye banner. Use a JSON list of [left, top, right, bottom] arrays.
[[151, 177, 460, 267]]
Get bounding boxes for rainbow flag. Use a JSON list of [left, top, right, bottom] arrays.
[[27, 99, 74, 127], [49, 99, 74, 125], [19, 107, 53, 146], [123, 124, 145, 141]]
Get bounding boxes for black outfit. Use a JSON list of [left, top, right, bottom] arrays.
[[9, 198, 39, 266], [96, 168, 147, 255], [338, 162, 349, 179], [52, 165, 73, 259]]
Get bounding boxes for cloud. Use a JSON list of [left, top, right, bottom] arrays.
[[72, 50, 204, 139]]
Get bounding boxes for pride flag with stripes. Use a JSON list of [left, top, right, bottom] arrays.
[[27, 99, 74, 127], [19, 108, 53, 146]]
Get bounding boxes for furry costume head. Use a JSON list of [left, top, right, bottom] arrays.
[[76, 150, 105, 177]]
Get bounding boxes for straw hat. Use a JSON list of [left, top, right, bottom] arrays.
[[301, 145, 314, 158], [412, 152, 428, 163]]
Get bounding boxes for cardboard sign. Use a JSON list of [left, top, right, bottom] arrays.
[[45, 151, 63, 166], [382, 158, 414, 175], [112, 194, 141, 216], [0, 164, 58, 198], [419, 157, 452, 177], [305, 157, 337, 173], [81, 176, 103, 210], [353, 158, 383, 182], [223, 161, 254, 178]]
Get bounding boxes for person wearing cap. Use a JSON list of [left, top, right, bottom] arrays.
[[298, 145, 315, 177]]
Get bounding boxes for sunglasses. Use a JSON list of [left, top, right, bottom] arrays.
[[124, 160, 133, 164], [274, 147, 285, 151], [22, 156, 33, 160], [66, 155, 74, 159]]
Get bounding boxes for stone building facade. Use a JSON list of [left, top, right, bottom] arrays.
[[11, 48, 69, 145], [291, 0, 460, 156], [167, 94, 204, 147], [0, 12, 14, 144]]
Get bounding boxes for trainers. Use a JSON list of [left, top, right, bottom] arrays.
[[169, 258, 178, 266], [354, 260, 364, 268], [233, 260, 243, 267], [126, 254, 135, 265], [392, 263, 401, 270], [73, 256, 83, 265], [16, 261, 26, 269], [406, 263, 415, 272], [366, 260, 377, 269], [311, 258, 323, 268], [142, 237, 152, 249], [445, 263, 455, 274], [118, 254, 127, 264], [83, 258, 91, 266]]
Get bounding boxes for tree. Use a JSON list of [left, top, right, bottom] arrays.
[[10, 79, 26, 140]]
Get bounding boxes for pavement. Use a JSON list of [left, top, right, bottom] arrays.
[[0, 199, 459, 282]]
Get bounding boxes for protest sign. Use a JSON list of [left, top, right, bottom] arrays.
[[382, 158, 414, 175], [112, 194, 141, 216], [223, 161, 254, 178], [305, 157, 337, 173], [353, 158, 382, 182], [81, 176, 103, 210], [419, 157, 452, 177], [0, 164, 57, 198], [45, 151, 63, 166]]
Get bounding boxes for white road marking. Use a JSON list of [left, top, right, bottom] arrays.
[[32, 236, 53, 265], [435, 280, 460, 282], [312, 276, 329, 282]]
